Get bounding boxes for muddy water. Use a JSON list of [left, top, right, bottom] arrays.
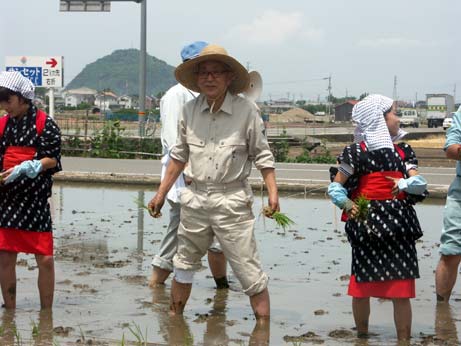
[[0, 183, 458, 345]]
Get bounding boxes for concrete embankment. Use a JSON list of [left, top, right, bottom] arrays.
[[54, 170, 449, 199]]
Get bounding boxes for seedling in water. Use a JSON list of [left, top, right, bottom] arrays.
[[134, 198, 162, 218]]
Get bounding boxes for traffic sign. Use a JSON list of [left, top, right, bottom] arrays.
[[5, 56, 64, 88], [60, 1, 110, 12]]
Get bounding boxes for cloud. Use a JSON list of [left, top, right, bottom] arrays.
[[226, 10, 324, 45], [357, 37, 424, 48]]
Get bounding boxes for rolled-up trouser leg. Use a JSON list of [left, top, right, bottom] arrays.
[[440, 197, 461, 256], [211, 187, 268, 296], [152, 200, 181, 272]]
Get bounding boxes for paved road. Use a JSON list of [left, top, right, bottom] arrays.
[[61, 157, 455, 188], [266, 125, 445, 137]]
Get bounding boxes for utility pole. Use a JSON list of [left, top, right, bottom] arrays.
[[138, 0, 147, 137], [393, 75, 398, 101], [325, 75, 332, 115], [60, 0, 147, 137], [454, 83, 457, 104]]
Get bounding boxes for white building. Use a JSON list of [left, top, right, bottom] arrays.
[[118, 95, 135, 109], [64, 87, 97, 107], [95, 91, 118, 111]]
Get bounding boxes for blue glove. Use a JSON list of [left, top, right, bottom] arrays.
[[397, 175, 427, 195], [4, 160, 42, 184], [328, 182, 352, 209]]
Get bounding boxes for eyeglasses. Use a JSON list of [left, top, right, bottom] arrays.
[[196, 70, 229, 79]]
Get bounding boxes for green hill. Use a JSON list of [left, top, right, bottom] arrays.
[[66, 49, 177, 96]]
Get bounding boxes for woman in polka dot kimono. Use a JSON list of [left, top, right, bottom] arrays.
[[0, 71, 61, 309], [328, 94, 427, 341]]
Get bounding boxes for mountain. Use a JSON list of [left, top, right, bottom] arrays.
[[65, 49, 177, 96]]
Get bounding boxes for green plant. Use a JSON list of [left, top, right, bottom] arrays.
[[90, 120, 125, 158], [12, 326, 22, 346], [127, 322, 147, 346], [30, 319, 39, 338], [354, 194, 370, 222], [263, 206, 295, 231]]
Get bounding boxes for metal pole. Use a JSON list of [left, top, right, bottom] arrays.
[[48, 88, 55, 118], [138, 0, 147, 137]]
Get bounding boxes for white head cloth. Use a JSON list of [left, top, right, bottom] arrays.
[[352, 94, 406, 151], [0, 71, 35, 100]]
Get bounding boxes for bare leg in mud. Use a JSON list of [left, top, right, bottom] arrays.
[[392, 298, 411, 341], [207, 251, 229, 289], [149, 267, 171, 287], [35, 254, 55, 309], [250, 288, 270, 319], [170, 279, 192, 315], [435, 255, 461, 302], [0, 251, 18, 309], [352, 297, 370, 337]]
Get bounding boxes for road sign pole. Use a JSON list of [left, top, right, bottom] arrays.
[[49, 88, 55, 118], [138, 0, 147, 137]]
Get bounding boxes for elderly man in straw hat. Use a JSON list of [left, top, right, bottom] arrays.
[[149, 41, 229, 291], [148, 44, 279, 319]]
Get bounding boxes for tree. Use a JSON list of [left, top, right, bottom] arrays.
[[359, 92, 369, 101]]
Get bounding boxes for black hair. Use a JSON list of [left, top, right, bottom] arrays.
[[0, 87, 31, 105], [383, 102, 396, 117]]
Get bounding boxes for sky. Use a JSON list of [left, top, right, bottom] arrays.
[[1, 0, 460, 103]]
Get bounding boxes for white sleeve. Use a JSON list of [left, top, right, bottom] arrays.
[[160, 88, 184, 152]]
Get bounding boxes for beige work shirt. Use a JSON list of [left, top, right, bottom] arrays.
[[170, 92, 274, 184]]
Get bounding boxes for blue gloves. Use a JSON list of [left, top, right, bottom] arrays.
[[328, 182, 353, 210], [4, 160, 42, 184], [397, 175, 427, 195]]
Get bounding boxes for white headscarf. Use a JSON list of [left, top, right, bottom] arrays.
[[352, 94, 406, 151], [0, 71, 35, 100]]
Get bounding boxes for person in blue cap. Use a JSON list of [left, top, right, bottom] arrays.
[[148, 42, 229, 289], [436, 105, 461, 302]]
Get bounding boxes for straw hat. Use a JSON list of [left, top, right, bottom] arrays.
[[175, 44, 249, 94]]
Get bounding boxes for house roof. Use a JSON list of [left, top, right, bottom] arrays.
[[335, 100, 358, 109], [65, 87, 98, 95]]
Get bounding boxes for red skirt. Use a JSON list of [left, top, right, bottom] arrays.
[[0, 227, 53, 256], [348, 275, 415, 298]]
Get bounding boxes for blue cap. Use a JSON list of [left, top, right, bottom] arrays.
[[180, 41, 208, 62]]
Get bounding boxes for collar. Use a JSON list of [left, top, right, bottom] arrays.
[[199, 91, 233, 115]]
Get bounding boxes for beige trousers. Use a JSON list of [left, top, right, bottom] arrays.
[[173, 182, 268, 296]]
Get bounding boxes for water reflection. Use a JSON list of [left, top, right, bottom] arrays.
[[47, 183, 449, 345], [434, 303, 459, 344], [0, 310, 53, 346], [0, 310, 16, 345], [137, 190, 145, 252], [152, 285, 269, 345], [203, 290, 230, 345], [249, 320, 270, 346], [34, 310, 54, 346]]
